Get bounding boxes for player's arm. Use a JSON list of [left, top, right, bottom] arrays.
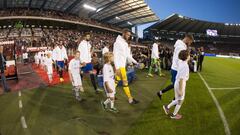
[[68, 62, 73, 83], [80, 62, 86, 67], [126, 47, 138, 65], [68, 70, 74, 83], [64, 48, 68, 60]]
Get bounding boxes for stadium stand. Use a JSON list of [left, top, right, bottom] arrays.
[[144, 14, 240, 55]]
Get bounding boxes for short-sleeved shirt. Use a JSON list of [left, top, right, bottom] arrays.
[[175, 60, 189, 82], [68, 59, 81, 75], [44, 57, 53, 67], [171, 40, 187, 70], [103, 64, 114, 83], [78, 40, 92, 63], [103, 63, 115, 91], [23, 53, 28, 59]]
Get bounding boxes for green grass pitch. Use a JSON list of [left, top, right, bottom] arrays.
[[0, 57, 239, 135]]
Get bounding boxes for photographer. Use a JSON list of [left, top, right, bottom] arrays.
[[0, 46, 10, 93]]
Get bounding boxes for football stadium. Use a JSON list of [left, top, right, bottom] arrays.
[[0, 0, 239, 135]]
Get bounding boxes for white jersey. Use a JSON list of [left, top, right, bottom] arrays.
[[23, 53, 28, 59], [38, 51, 44, 59], [34, 54, 39, 64], [103, 63, 115, 97], [69, 59, 81, 75], [54, 46, 68, 61], [113, 35, 137, 69], [151, 43, 159, 59], [174, 60, 189, 100], [171, 40, 187, 70], [68, 58, 82, 86], [78, 40, 92, 63], [102, 47, 109, 55], [52, 47, 57, 61], [44, 57, 53, 74]]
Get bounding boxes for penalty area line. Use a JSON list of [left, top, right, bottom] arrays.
[[198, 73, 231, 135]]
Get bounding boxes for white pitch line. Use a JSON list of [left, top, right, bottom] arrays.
[[21, 116, 28, 129], [19, 100, 23, 109], [211, 87, 240, 90], [18, 91, 21, 97], [198, 73, 231, 135]]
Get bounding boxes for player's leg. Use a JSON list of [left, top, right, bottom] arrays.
[[157, 69, 177, 100], [101, 97, 110, 110], [156, 59, 164, 76], [73, 86, 82, 102], [199, 58, 203, 71], [120, 67, 139, 104], [78, 74, 84, 92], [87, 63, 101, 93], [115, 72, 121, 88], [197, 59, 200, 71], [48, 74, 53, 83], [170, 100, 184, 119], [57, 61, 64, 82], [148, 58, 155, 77], [108, 96, 118, 113]]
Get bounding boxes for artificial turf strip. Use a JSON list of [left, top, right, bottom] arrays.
[[0, 70, 168, 135]]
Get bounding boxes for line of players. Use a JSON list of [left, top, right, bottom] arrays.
[[32, 29, 194, 117], [33, 29, 141, 113]]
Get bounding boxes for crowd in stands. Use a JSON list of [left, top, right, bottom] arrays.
[[1, 26, 239, 75], [0, 9, 121, 31]]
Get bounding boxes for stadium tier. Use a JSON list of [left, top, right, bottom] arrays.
[[144, 14, 240, 55]]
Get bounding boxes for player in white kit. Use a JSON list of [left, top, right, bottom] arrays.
[[101, 52, 118, 113], [44, 53, 53, 84], [163, 50, 190, 120], [34, 53, 39, 67], [69, 51, 85, 102]]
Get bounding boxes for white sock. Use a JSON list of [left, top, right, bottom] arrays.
[[173, 104, 182, 115], [167, 100, 178, 109], [110, 100, 114, 108], [159, 91, 162, 95], [104, 98, 111, 105], [74, 87, 80, 97]]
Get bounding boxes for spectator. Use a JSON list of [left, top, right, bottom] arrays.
[[0, 46, 10, 93]]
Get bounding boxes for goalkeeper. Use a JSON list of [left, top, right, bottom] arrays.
[[148, 42, 164, 77], [113, 28, 140, 104]]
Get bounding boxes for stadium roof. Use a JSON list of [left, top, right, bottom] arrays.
[[0, 0, 159, 27], [145, 14, 240, 36]]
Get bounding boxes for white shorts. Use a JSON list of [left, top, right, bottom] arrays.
[[47, 66, 53, 74], [72, 74, 82, 87], [104, 81, 116, 98], [174, 80, 186, 100]]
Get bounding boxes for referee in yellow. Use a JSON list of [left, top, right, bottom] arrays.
[[113, 29, 139, 104]]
